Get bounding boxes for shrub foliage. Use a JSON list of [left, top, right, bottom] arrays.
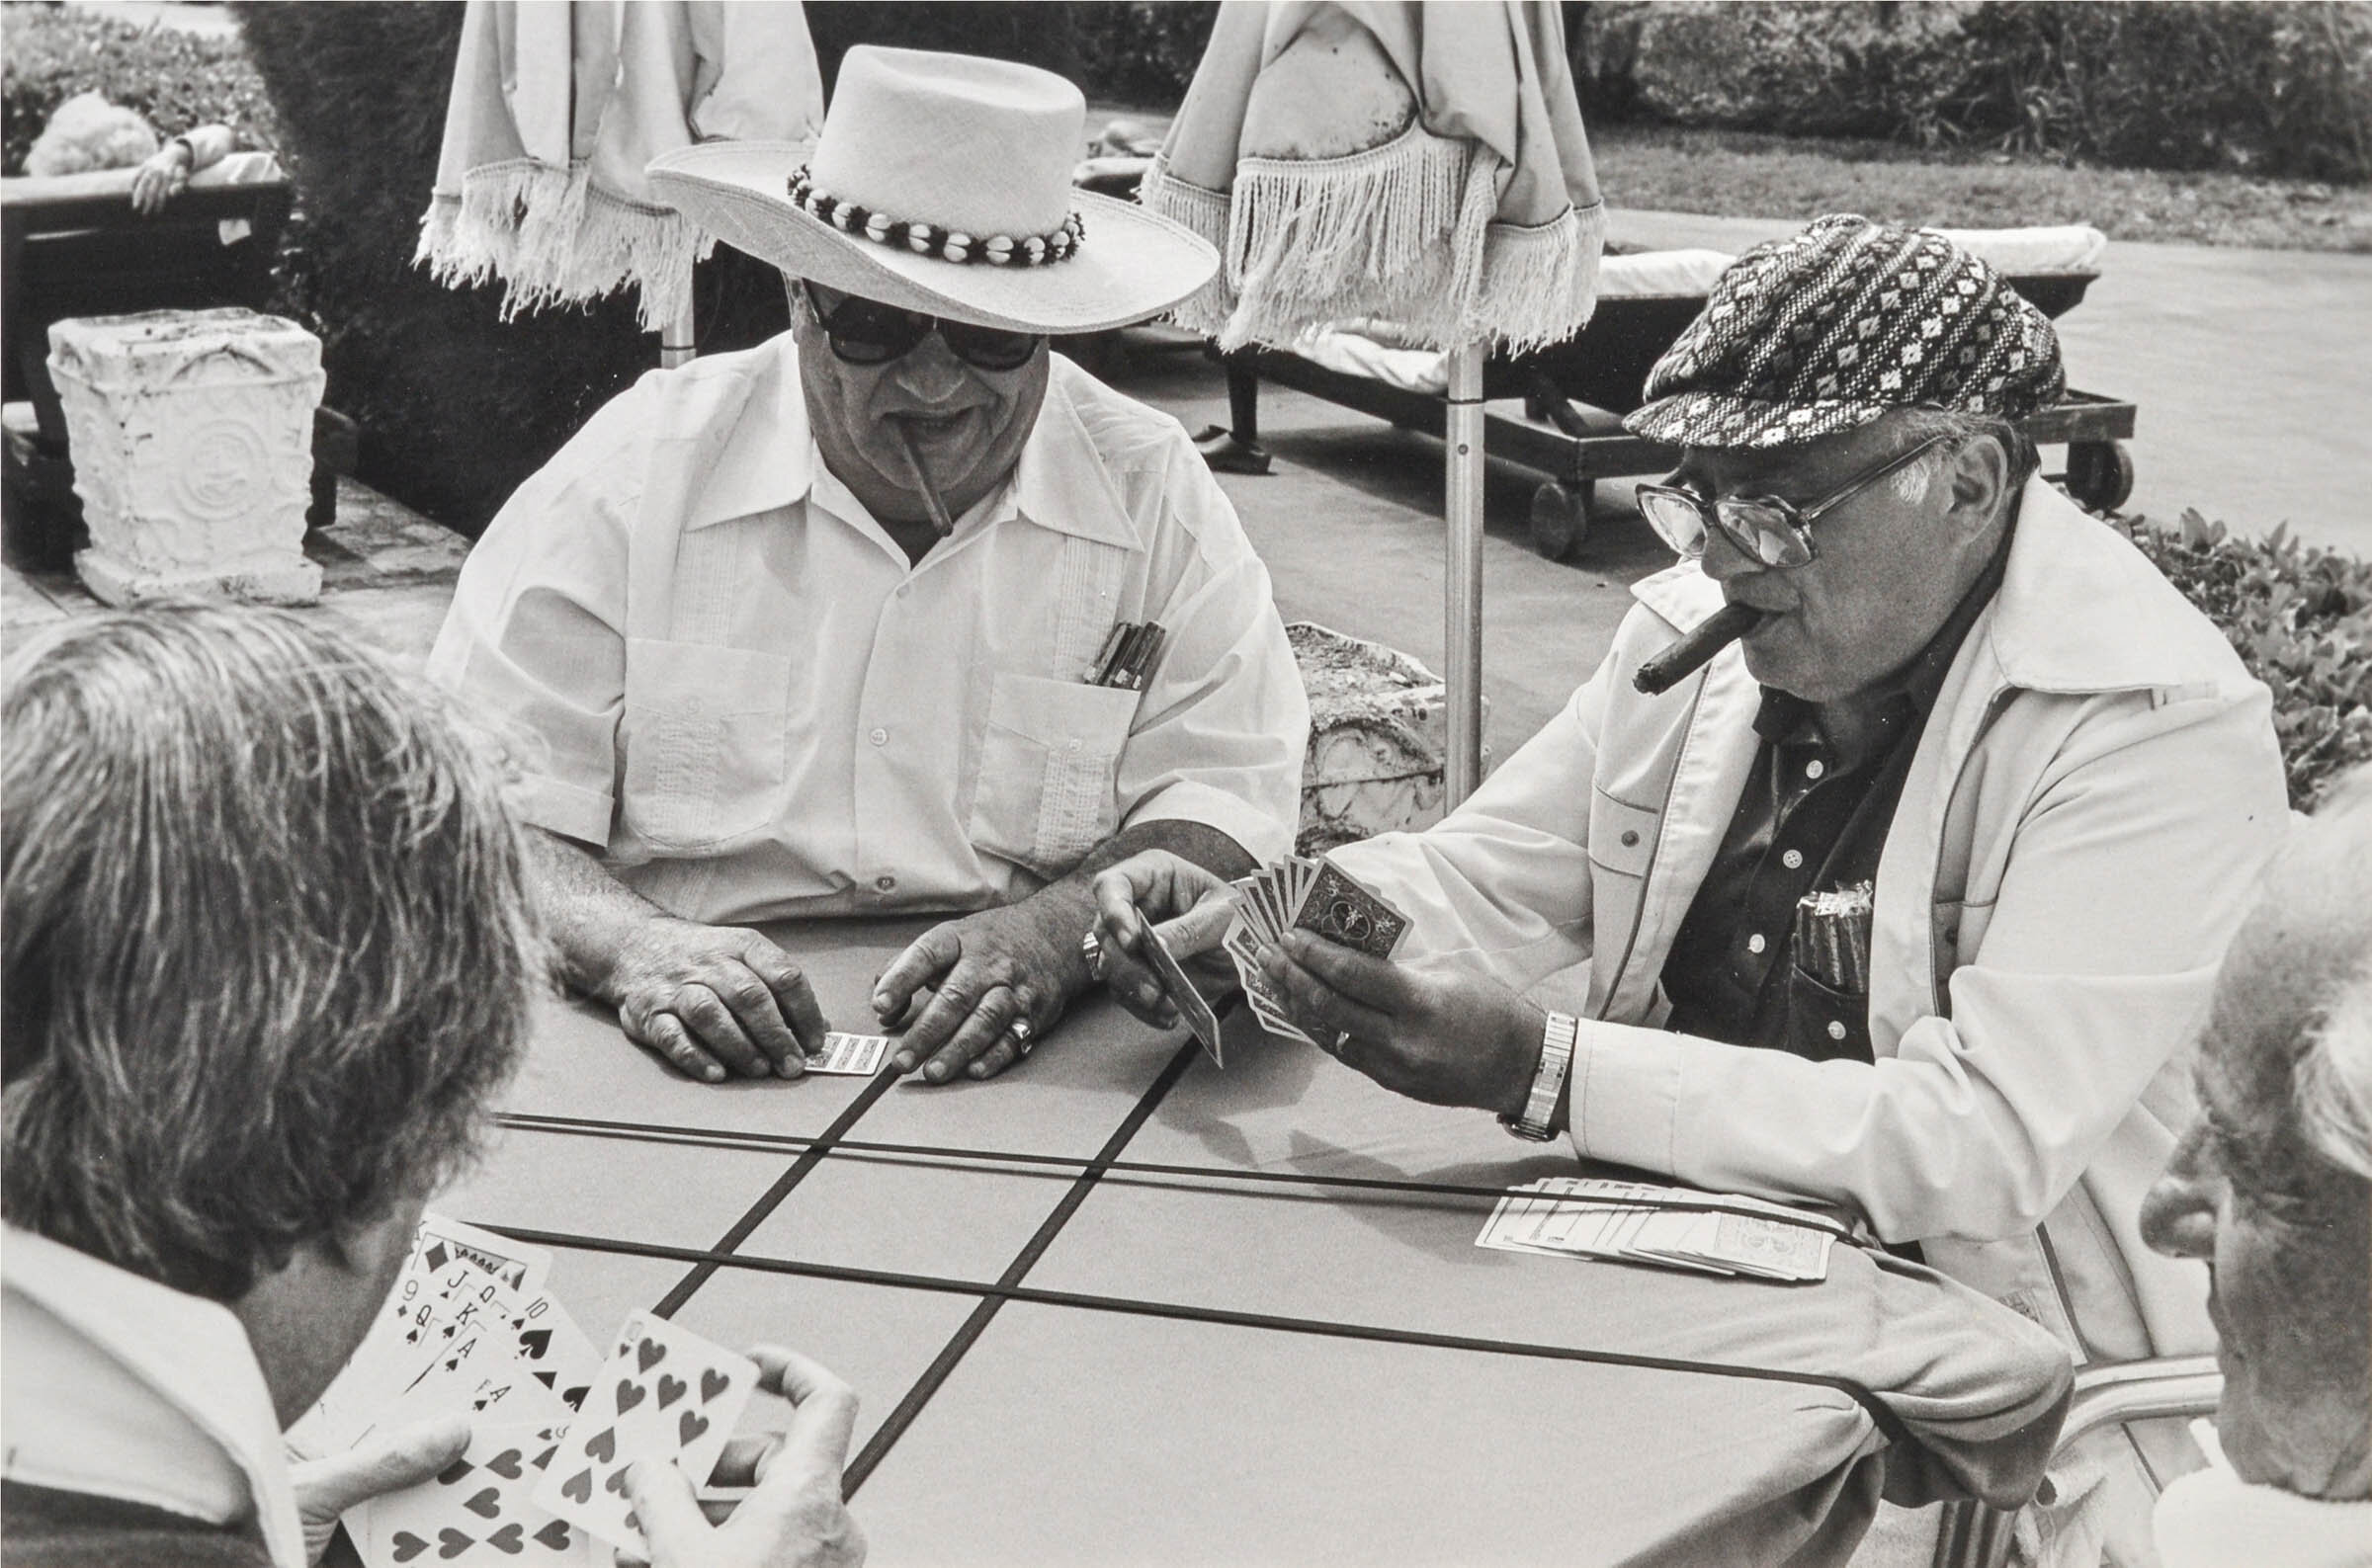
[[2113, 510, 2372, 811], [1573, 1, 2372, 186], [2, 0, 281, 174]]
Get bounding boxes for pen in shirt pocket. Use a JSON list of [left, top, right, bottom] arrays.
[[1088, 621, 1167, 690]]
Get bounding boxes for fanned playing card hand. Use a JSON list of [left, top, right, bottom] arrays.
[[353, 1421, 594, 1567], [531, 1311, 759, 1555], [1220, 856, 1408, 1044]]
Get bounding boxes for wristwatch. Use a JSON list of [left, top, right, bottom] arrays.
[[1499, 1011, 1576, 1141]]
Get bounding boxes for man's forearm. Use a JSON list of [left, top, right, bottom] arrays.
[[525, 829, 677, 998]]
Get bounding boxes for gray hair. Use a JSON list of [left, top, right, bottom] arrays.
[[3, 607, 545, 1302], [2285, 767, 2372, 1181], [2206, 763, 2372, 1187], [1879, 406, 2042, 505]]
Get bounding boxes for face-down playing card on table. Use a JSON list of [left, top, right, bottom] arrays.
[[532, 1310, 760, 1555], [352, 1422, 596, 1567]]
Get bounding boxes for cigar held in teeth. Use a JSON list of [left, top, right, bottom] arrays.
[[1633, 602, 1767, 695]]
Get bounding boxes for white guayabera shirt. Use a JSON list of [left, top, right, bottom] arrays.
[[430, 342, 1307, 926]]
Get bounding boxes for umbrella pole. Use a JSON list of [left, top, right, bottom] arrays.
[[659, 269, 696, 370], [1444, 342, 1486, 805]]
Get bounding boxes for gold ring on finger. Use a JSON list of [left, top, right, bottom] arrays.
[[1080, 929, 1104, 977]]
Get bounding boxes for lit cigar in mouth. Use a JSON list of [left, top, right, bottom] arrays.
[[889, 418, 956, 536], [1633, 602, 1767, 695]]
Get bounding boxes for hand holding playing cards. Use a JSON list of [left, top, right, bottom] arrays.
[[601, 917, 830, 1084], [625, 1348, 866, 1568], [291, 1415, 469, 1565], [1087, 850, 1238, 1027], [1261, 930, 1546, 1117], [875, 896, 1088, 1083]]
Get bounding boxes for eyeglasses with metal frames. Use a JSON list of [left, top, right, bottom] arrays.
[[1635, 432, 1956, 570]]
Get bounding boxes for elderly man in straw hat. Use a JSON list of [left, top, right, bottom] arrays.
[[431, 47, 1307, 1089], [1091, 214, 2291, 1558]]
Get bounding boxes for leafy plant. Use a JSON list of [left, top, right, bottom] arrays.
[[1, 1, 279, 175], [2110, 509, 2372, 810], [1572, 0, 2372, 186]]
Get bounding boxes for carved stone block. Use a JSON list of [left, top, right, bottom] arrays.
[[48, 307, 325, 605], [1290, 621, 1487, 857]]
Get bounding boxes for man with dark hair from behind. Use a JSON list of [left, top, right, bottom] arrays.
[[1, 607, 866, 1568]]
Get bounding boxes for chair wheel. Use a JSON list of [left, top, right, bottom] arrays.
[[2065, 441, 2134, 512], [1530, 480, 1592, 561]]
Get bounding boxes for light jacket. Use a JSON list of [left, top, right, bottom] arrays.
[[1, 1226, 304, 1568], [1332, 476, 2291, 1362]]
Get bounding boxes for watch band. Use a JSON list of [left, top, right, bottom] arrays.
[[1500, 1011, 1576, 1141]]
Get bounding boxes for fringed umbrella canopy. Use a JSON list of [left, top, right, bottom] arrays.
[[1141, 0, 1604, 355], [417, 0, 822, 333]]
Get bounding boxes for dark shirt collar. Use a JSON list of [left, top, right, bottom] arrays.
[[1751, 502, 2021, 761]]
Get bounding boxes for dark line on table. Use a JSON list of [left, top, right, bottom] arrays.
[[473, 1218, 1915, 1449], [495, 1110, 1860, 1245], [648, 1066, 900, 1319], [844, 1038, 1198, 1495]]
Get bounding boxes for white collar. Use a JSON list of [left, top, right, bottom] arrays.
[[2, 1226, 306, 1568], [684, 341, 1138, 549]]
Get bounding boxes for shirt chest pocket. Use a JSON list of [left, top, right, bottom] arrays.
[[620, 638, 795, 854], [969, 672, 1140, 879]]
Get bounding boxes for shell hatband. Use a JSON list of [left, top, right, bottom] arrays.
[[785, 167, 1084, 267]]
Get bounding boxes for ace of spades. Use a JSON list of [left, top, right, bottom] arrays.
[[355, 1421, 593, 1567], [530, 1311, 757, 1554]]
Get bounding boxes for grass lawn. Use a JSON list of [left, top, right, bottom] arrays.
[[1593, 124, 2372, 253]]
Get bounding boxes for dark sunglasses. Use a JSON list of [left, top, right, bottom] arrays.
[[1635, 433, 1954, 570], [803, 282, 1043, 373]]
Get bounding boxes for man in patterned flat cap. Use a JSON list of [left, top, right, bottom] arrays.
[[1092, 213, 2288, 1560]]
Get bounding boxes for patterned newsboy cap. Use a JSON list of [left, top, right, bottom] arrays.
[[1625, 213, 2065, 449]]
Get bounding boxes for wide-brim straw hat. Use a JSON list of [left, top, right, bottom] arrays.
[[647, 46, 1217, 336]]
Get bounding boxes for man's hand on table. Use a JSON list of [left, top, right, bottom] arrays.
[[1087, 849, 1240, 1028], [873, 890, 1092, 1084], [527, 830, 830, 1084], [602, 917, 831, 1084], [1260, 930, 1546, 1118], [624, 1348, 866, 1568]]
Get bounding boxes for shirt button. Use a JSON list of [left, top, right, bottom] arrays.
[[895, 584, 911, 599], [1781, 849, 1804, 870], [869, 727, 889, 747], [1826, 1020, 1849, 1041], [875, 874, 896, 892], [1620, 829, 1641, 848], [1805, 759, 1826, 781], [1746, 933, 1766, 955], [1065, 737, 1083, 754]]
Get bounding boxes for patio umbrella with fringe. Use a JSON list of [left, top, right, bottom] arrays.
[[1140, 0, 1604, 802], [417, 0, 821, 362]]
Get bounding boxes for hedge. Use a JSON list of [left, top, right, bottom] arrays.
[[2111, 510, 2372, 811], [1, 0, 281, 174], [1571, 1, 2372, 186]]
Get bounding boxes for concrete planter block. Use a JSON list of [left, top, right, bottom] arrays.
[[48, 307, 325, 605], [1290, 621, 1487, 857]]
